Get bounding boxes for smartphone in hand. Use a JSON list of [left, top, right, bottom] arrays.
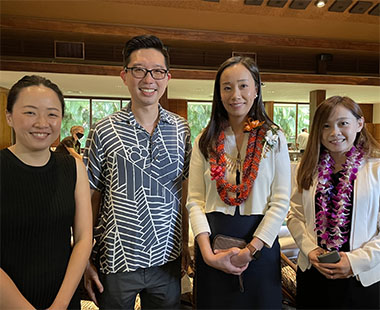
[[318, 250, 341, 263]]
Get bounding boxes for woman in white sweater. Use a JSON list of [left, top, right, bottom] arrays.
[[287, 96, 380, 309], [186, 56, 291, 309]]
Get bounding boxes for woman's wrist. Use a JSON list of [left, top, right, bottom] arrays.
[[242, 247, 253, 262], [249, 237, 264, 251]]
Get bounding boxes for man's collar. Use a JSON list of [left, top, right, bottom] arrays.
[[114, 101, 176, 126]]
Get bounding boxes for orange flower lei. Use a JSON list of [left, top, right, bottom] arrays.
[[209, 120, 266, 206]]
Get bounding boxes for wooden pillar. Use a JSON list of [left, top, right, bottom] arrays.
[[373, 123, 380, 145], [358, 104, 373, 124], [309, 90, 326, 127], [264, 101, 274, 120], [0, 87, 13, 149]]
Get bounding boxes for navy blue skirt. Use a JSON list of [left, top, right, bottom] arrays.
[[194, 209, 282, 309]]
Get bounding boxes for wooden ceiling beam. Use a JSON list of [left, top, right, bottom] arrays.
[[1, 15, 379, 53], [2, 60, 379, 86]]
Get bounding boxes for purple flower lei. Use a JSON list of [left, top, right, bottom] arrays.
[[315, 144, 364, 250]]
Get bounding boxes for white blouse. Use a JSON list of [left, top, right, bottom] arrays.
[[186, 126, 291, 248]]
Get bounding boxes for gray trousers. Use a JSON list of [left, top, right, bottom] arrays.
[[98, 257, 181, 310]]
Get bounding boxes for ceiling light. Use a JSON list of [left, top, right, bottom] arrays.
[[315, 0, 327, 8], [66, 90, 82, 94]]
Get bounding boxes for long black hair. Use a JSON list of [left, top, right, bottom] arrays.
[[199, 56, 276, 160]]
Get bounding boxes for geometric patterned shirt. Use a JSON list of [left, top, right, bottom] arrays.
[[83, 103, 192, 274]]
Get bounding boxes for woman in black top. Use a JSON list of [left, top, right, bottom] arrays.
[[0, 75, 92, 309]]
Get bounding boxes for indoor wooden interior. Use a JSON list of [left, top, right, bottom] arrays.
[[1, 0, 379, 148]]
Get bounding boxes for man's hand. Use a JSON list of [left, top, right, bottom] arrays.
[[181, 243, 192, 277], [84, 261, 104, 306]]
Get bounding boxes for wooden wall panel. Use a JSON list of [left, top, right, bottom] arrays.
[[0, 87, 12, 149], [2, 60, 380, 87], [359, 104, 373, 123], [367, 123, 380, 145], [373, 124, 380, 145], [160, 88, 169, 110], [168, 99, 188, 119], [264, 101, 274, 120]]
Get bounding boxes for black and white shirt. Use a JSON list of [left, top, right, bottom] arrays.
[[84, 103, 191, 274]]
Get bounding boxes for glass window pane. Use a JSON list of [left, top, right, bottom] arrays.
[[273, 103, 297, 147], [61, 98, 90, 148], [122, 99, 130, 107], [187, 101, 212, 145], [92, 99, 121, 125], [298, 104, 310, 134]]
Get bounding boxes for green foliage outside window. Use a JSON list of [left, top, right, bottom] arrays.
[[297, 104, 310, 134], [60, 98, 309, 153], [92, 99, 121, 125], [274, 104, 297, 146], [60, 98, 126, 148], [61, 99, 90, 149], [273, 103, 309, 148], [187, 102, 212, 145]]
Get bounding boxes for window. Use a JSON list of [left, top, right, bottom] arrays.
[[297, 104, 310, 135], [91, 99, 121, 124], [60, 97, 129, 145], [61, 98, 90, 141], [187, 101, 212, 145], [273, 103, 309, 149]]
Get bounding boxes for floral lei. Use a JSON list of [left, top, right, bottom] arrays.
[[315, 144, 364, 250], [209, 119, 279, 206]]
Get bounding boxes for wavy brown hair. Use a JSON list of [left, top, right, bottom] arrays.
[[198, 56, 277, 160], [297, 96, 380, 191]]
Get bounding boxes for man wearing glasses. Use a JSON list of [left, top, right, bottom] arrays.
[[83, 35, 192, 309]]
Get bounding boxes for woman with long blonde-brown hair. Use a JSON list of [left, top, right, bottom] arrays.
[[287, 96, 380, 309]]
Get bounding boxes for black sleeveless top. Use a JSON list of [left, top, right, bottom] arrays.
[[0, 149, 79, 309]]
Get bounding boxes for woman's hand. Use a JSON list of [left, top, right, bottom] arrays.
[[228, 237, 263, 268], [205, 247, 248, 275], [308, 247, 325, 266], [228, 247, 252, 267], [309, 248, 354, 280]]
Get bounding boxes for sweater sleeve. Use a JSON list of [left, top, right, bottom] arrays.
[[346, 160, 380, 280], [253, 131, 291, 247], [287, 181, 319, 263], [186, 136, 211, 238]]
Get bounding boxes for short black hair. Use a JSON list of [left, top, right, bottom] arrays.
[[7, 75, 65, 116], [122, 35, 170, 69]]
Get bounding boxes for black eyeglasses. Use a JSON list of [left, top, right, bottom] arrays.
[[125, 67, 169, 80]]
